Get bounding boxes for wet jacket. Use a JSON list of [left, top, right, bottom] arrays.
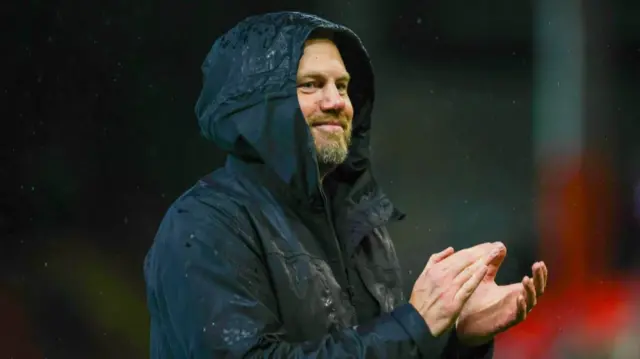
[[144, 12, 494, 359]]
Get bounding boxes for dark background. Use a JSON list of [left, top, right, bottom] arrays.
[[3, 1, 640, 358]]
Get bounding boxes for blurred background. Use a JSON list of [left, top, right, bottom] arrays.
[[3, 0, 639, 358]]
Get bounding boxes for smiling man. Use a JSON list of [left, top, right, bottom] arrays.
[[143, 12, 547, 359], [297, 35, 353, 169]]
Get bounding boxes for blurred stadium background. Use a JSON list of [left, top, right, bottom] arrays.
[[3, 0, 640, 358]]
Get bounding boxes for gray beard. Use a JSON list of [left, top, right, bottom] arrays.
[[316, 143, 349, 166]]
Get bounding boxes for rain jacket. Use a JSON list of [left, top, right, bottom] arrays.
[[144, 12, 494, 359]]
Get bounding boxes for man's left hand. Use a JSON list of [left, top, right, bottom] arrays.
[[455, 243, 548, 346]]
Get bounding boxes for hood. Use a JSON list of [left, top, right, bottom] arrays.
[[195, 12, 375, 201]]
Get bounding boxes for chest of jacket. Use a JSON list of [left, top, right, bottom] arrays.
[[250, 204, 404, 342]]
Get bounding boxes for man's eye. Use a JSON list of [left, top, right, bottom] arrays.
[[337, 83, 349, 92], [298, 82, 316, 89]]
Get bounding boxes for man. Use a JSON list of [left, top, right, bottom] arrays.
[[144, 12, 548, 359]]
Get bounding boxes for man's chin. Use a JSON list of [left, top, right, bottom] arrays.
[[315, 145, 349, 167]]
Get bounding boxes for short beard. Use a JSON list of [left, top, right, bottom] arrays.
[[316, 142, 348, 166], [315, 131, 351, 167]]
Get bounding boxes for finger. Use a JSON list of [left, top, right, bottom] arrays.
[[443, 242, 494, 272], [454, 242, 497, 260], [523, 276, 537, 310], [452, 258, 485, 287], [516, 295, 527, 323], [430, 247, 455, 264], [449, 245, 501, 276], [532, 263, 545, 296], [541, 262, 548, 289], [453, 264, 488, 306], [485, 244, 507, 280], [423, 247, 455, 274]]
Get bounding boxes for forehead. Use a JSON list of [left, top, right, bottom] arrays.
[[297, 38, 347, 75]]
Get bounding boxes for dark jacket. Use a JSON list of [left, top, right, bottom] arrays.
[[144, 12, 494, 359]]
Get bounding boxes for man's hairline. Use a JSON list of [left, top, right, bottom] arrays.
[[299, 31, 351, 81]]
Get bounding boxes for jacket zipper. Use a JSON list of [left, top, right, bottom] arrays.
[[317, 185, 353, 300]]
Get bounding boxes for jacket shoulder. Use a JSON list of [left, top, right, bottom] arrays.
[[150, 171, 260, 253]]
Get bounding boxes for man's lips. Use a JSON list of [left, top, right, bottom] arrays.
[[312, 123, 345, 133], [312, 121, 344, 128]]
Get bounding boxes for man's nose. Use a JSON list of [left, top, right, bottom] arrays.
[[319, 84, 345, 112]]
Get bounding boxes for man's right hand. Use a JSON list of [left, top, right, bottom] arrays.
[[409, 243, 503, 337]]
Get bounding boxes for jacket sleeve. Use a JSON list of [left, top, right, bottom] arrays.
[[442, 330, 494, 359], [144, 197, 454, 359]]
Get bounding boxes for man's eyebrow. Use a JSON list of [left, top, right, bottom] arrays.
[[297, 71, 351, 82]]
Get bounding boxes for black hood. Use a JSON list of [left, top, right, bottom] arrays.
[[195, 12, 375, 200]]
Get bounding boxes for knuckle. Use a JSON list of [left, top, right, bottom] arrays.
[[429, 268, 446, 282], [421, 271, 435, 285]]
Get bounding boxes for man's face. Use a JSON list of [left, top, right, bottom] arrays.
[[297, 38, 354, 167]]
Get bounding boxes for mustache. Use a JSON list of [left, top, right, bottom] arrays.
[[309, 116, 349, 128]]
